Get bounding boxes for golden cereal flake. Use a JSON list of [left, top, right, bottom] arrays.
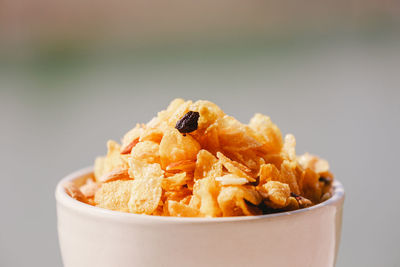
[[217, 186, 262, 216], [128, 158, 164, 179], [215, 174, 249, 186], [301, 167, 322, 203], [167, 100, 193, 127], [121, 124, 144, 153], [282, 134, 296, 161], [189, 100, 225, 131], [130, 141, 160, 164], [193, 177, 221, 217], [216, 152, 255, 182], [64, 182, 88, 203], [159, 128, 201, 169], [128, 177, 163, 214], [249, 113, 283, 154], [139, 127, 164, 144], [166, 159, 196, 173], [79, 178, 101, 198], [94, 180, 134, 212], [280, 160, 301, 195], [262, 181, 290, 208], [97, 168, 130, 183], [194, 150, 222, 180], [258, 163, 281, 186], [216, 116, 263, 152], [161, 172, 188, 191], [297, 152, 330, 174], [94, 140, 129, 182], [197, 122, 220, 154], [167, 200, 200, 217]]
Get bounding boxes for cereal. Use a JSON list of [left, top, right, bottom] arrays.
[[194, 150, 222, 180], [280, 160, 301, 195], [258, 163, 280, 186], [197, 122, 220, 154], [215, 174, 249, 186], [249, 113, 283, 154], [162, 172, 188, 191], [167, 200, 199, 217], [128, 178, 162, 214], [130, 141, 160, 164], [193, 177, 221, 217], [216, 152, 255, 182], [164, 187, 192, 203], [64, 182, 88, 203], [128, 159, 164, 179], [94, 140, 130, 181], [217, 186, 262, 216], [140, 127, 164, 143], [227, 150, 263, 172], [301, 168, 322, 203], [262, 181, 290, 208], [189, 100, 225, 131], [290, 192, 313, 208], [80, 178, 101, 198], [121, 124, 144, 153], [217, 116, 262, 152], [284, 197, 300, 211], [297, 152, 330, 174], [166, 160, 196, 173], [66, 98, 334, 217], [282, 134, 296, 161], [98, 168, 130, 183], [120, 138, 139, 155], [94, 180, 134, 212], [159, 128, 201, 169]]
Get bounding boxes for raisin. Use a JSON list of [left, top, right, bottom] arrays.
[[175, 111, 200, 134]]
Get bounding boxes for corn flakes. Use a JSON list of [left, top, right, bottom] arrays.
[[66, 99, 334, 217]]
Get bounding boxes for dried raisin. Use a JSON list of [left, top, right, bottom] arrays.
[[175, 111, 200, 134]]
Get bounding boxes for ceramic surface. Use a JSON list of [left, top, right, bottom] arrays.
[[56, 167, 344, 267]]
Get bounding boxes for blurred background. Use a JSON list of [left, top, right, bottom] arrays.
[[1, 0, 400, 266]]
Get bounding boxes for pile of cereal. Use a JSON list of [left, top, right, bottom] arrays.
[[65, 99, 334, 217]]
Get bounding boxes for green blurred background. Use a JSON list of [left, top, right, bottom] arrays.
[[1, 0, 399, 266]]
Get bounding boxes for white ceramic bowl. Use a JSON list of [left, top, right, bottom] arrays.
[[56, 167, 344, 267]]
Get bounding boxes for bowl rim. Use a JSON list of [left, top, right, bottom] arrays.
[[56, 166, 344, 224]]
